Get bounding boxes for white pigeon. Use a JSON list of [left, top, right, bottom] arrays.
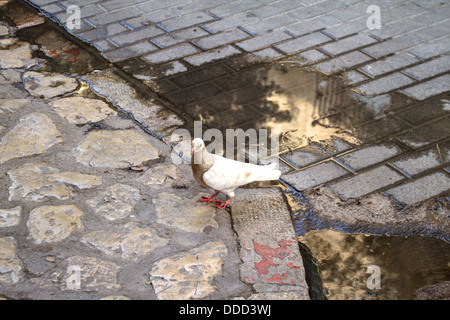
[[190, 138, 281, 209]]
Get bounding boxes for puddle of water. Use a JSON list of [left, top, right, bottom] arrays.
[[299, 229, 450, 300], [0, 0, 108, 75]]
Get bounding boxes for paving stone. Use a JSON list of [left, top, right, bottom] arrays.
[[0, 69, 23, 84], [236, 30, 292, 52], [320, 34, 378, 56], [401, 74, 450, 100], [395, 98, 450, 125], [338, 143, 402, 171], [329, 165, 404, 201], [385, 172, 450, 205], [74, 129, 159, 168], [81, 69, 184, 133], [23, 71, 78, 98], [184, 45, 242, 66], [194, 28, 250, 50], [282, 147, 328, 168], [0, 98, 30, 114], [153, 192, 218, 233], [243, 13, 298, 35], [62, 256, 121, 291], [282, 161, 349, 190], [210, 0, 274, 18], [48, 96, 117, 124], [160, 11, 215, 31], [323, 16, 368, 39], [250, 0, 301, 18], [290, 0, 344, 20], [102, 41, 158, 62], [403, 55, 450, 80], [288, 49, 328, 66], [274, 32, 331, 54], [88, 7, 142, 26], [344, 70, 368, 85], [231, 188, 309, 298], [0, 237, 23, 285], [313, 51, 372, 74], [138, 164, 185, 186], [356, 72, 415, 96], [0, 207, 21, 228], [109, 26, 165, 46], [142, 43, 199, 64], [407, 36, 450, 60], [0, 113, 63, 165], [391, 148, 442, 176], [359, 53, 419, 78], [285, 15, 340, 37], [0, 25, 9, 36], [0, 41, 38, 69], [149, 241, 228, 300], [396, 118, 450, 149], [27, 205, 83, 244], [7, 162, 102, 202], [86, 183, 141, 221], [124, 10, 180, 28], [152, 27, 209, 48], [351, 116, 409, 143], [203, 11, 259, 33], [136, 0, 191, 13], [82, 222, 169, 261], [363, 34, 422, 58]]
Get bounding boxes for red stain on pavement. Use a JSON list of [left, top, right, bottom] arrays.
[[253, 239, 295, 275], [267, 273, 287, 283], [287, 262, 301, 269]]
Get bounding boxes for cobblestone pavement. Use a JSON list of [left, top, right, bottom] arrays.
[[0, 0, 449, 300]]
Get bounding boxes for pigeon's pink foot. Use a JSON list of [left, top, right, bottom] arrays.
[[213, 198, 230, 209], [197, 192, 220, 205]]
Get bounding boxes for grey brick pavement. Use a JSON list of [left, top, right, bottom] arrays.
[[28, 0, 450, 207]]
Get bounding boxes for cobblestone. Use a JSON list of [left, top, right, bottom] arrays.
[[282, 161, 350, 190], [356, 72, 415, 96], [401, 75, 450, 100], [142, 43, 199, 63], [403, 56, 450, 80], [385, 172, 450, 205], [320, 33, 378, 56], [359, 53, 419, 78], [329, 166, 404, 201], [184, 45, 242, 66], [236, 29, 292, 51], [194, 28, 250, 50], [274, 32, 331, 54], [338, 143, 403, 171], [313, 51, 372, 74], [390, 147, 443, 176]]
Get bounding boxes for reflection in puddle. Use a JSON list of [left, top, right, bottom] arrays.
[[299, 229, 450, 300]]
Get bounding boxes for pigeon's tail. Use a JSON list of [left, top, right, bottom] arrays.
[[255, 162, 281, 181]]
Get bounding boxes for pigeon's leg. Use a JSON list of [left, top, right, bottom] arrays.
[[197, 191, 220, 205], [213, 198, 230, 209]]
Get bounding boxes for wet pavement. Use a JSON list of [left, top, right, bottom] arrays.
[[0, 0, 449, 300]]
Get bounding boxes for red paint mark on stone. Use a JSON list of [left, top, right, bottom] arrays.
[[65, 48, 81, 57], [267, 273, 287, 283], [50, 50, 60, 57], [287, 262, 301, 269], [253, 239, 295, 275]]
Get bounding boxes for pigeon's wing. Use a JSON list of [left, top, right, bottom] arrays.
[[202, 155, 280, 192]]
